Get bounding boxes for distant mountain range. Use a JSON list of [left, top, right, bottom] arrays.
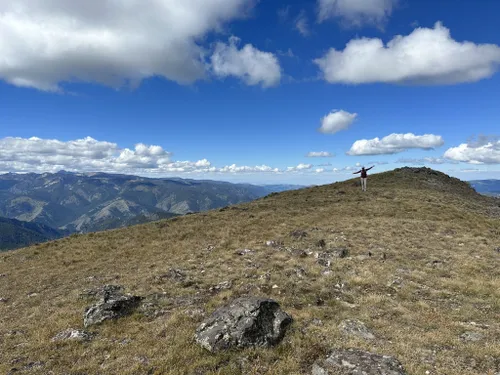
[[0, 217, 66, 251], [469, 180, 500, 197], [0, 172, 304, 248]]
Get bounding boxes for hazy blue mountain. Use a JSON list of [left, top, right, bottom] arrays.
[[261, 184, 306, 193], [0, 172, 283, 233], [469, 180, 500, 197], [0, 217, 65, 251]]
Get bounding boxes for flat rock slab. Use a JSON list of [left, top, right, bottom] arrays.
[[195, 297, 292, 352], [312, 349, 407, 375], [339, 319, 376, 340], [52, 329, 96, 342]]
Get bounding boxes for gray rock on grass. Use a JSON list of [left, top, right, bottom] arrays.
[[83, 286, 142, 327], [195, 297, 292, 352], [339, 319, 376, 340], [52, 329, 96, 342], [312, 349, 407, 375]]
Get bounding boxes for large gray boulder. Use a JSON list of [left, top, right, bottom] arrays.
[[195, 297, 292, 352], [312, 349, 407, 375], [83, 288, 142, 327]]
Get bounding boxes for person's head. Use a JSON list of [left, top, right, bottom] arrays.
[[362, 167, 365, 171]]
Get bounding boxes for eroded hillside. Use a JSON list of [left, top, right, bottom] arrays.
[[0, 168, 499, 374]]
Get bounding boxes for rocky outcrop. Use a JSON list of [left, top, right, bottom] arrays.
[[195, 297, 292, 352], [312, 349, 407, 374], [83, 286, 142, 327]]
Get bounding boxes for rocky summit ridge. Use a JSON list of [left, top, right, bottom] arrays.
[[0, 167, 499, 374]]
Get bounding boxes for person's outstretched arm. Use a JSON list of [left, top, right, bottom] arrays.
[[366, 166, 375, 171], [353, 170, 362, 174]]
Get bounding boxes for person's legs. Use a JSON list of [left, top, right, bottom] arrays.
[[364, 178, 367, 191], [361, 178, 366, 191]]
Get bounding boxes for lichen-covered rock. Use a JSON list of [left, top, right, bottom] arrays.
[[83, 290, 142, 327], [312, 349, 407, 375], [195, 297, 292, 352]]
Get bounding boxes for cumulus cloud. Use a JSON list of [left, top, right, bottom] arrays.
[[347, 133, 444, 155], [287, 163, 313, 172], [315, 168, 325, 173], [211, 37, 281, 88], [306, 151, 334, 158], [0, 136, 333, 177], [314, 22, 500, 85], [318, 0, 397, 26], [0, 136, 175, 172], [319, 110, 358, 134], [0, 0, 256, 91], [444, 139, 500, 164]]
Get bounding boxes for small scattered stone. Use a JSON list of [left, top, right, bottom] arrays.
[[427, 260, 445, 268], [185, 308, 205, 319], [272, 284, 279, 289], [235, 248, 255, 256], [460, 331, 484, 342], [80, 284, 125, 299], [154, 269, 187, 283], [311, 318, 324, 326], [0, 297, 8, 303], [339, 319, 376, 340], [195, 297, 293, 352], [134, 355, 149, 365], [52, 329, 96, 342], [290, 229, 308, 239], [312, 349, 407, 375], [209, 281, 232, 293], [494, 247, 500, 253]]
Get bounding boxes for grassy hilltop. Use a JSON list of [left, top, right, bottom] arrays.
[[0, 167, 499, 374]]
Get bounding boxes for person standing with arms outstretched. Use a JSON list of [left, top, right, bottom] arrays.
[[353, 166, 374, 192]]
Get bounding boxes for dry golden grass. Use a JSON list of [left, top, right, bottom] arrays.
[[0, 168, 499, 374]]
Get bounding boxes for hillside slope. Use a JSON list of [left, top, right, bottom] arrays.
[[0, 172, 273, 233], [0, 168, 499, 374], [0, 217, 65, 251]]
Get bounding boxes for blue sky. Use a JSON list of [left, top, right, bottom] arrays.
[[0, 0, 499, 184]]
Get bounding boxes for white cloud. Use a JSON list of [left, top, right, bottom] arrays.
[[295, 11, 310, 36], [314, 22, 500, 85], [218, 164, 280, 173], [318, 0, 397, 26], [444, 140, 500, 164], [315, 168, 325, 173], [0, 136, 335, 178], [347, 133, 444, 155], [319, 110, 358, 134], [397, 157, 457, 165], [306, 151, 334, 158], [211, 37, 281, 88], [287, 163, 313, 172], [0, 0, 254, 91]]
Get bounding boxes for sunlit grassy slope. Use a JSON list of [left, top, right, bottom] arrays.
[[1, 167, 499, 375]]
